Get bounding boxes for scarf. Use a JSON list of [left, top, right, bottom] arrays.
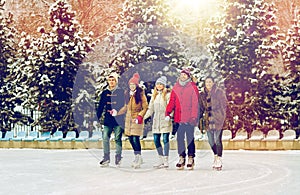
[[179, 78, 191, 86], [130, 90, 136, 96]]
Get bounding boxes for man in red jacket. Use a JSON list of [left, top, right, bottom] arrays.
[[165, 68, 199, 170]]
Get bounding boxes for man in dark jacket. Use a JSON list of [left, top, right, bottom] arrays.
[[165, 68, 199, 170], [96, 72, 125, 167]]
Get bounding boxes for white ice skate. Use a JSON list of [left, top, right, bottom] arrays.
[[212, 155, 217, 170], [153, 155, 164, 168], [132, 154, 143, 169], [214, 156, 222, 171]]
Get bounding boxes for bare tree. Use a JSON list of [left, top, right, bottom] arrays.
[[5, 0, 123, 38]]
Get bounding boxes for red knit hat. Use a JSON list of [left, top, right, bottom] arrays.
[[181, 68, 191, 77], [128, 73, 140, 85]]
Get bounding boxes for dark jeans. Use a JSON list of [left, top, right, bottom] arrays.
[[207, 130, 223, 157], [153, 133, 170, 156], [177, 123, 195, 158], [128, 135, 141, 155], [102, 125, 123, 156]]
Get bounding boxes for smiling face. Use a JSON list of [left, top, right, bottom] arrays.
[[205, 78, 214, 92], [107, 77, 117, 90], [129, 83, 137, 91], [156, 83, 165, 91], [179, 72, 189, 82]]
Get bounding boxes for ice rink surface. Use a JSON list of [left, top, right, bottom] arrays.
[[1, 148, 299, 195]]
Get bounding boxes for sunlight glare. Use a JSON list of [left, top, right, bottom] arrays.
[[168, 0, 221, 16]]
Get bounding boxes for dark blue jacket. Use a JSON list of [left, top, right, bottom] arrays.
[[96, 87, 125, 128]]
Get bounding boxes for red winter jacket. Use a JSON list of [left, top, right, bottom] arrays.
[[166, 80, 199, 126]]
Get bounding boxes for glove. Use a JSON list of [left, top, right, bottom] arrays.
[[165, 116, 170, 121], [110, 109, 117, 116], [135, 115, 143, 124]]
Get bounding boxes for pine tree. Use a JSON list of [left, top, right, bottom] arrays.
[[282, 4, 300, 132], [0, 0, 33, 132], [207, 0, 281, 133], [95, 0, 187, 95], [27, 0, 94, 133], [104, 0, 185, 58]]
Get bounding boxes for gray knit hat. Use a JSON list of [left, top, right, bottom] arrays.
[[155, 76, 167, 86]]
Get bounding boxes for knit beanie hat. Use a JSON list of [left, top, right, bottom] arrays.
[[107, 72, 119, 83], [155, 76, 167, 86], [181, 68, 191, 78], [128, 73, 140, 85]]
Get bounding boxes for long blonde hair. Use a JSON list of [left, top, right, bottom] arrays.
[[152, 86, 168, 101]]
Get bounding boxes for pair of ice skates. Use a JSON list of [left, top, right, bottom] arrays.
[[99, 154, 122, 167], [176, 156, 195, 170]]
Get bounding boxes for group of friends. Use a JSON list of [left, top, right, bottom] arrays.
[[96, 68, 227, 170]]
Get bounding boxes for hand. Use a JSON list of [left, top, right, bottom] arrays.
[[135, 115, 143, 124], [165, 116, 170, 121], [110, 109, 117, 116]]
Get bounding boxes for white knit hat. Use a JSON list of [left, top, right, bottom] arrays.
[[155, 76, 167, 86], [107, 72, 119, 83]]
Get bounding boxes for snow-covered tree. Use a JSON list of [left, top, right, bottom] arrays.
[[94, 0, 188, 96], [0, 0, 33, 133], [25, 0, 94, 134], [282, 4, 300, 131], [104, 0, 185, 58], [207, 0, 281, 133]]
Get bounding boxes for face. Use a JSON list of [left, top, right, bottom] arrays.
[[156, 83, 165, 91], [129, 83, 137, 91], [179, 72, 189, 82], [205, 78, 214, 91], [107, 77, 117, 89]]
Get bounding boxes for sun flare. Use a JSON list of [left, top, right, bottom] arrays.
[[174, 0, 209, 7], [167, 0, 223, 42], [167, 0, 222, 18]]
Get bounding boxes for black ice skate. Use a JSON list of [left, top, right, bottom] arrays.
[[99, 155, 110, 167], [186, 156, 194, 170], [115, 154, 122, 167], [176, 156, 185, 170]]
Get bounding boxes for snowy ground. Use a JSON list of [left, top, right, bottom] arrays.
[[1, 149, 299, 195]]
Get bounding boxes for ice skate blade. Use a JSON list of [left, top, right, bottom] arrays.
[[213, 166, 222, 171], [176, 166, 184, 170], [153, 164, 164, 169], [187, 166, 194, 170]]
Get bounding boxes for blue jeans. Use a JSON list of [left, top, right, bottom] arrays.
[[102, 125, 123, 157], [128, 136, 141, 155], [177, 123, 195, 158], [207, 130, 223, 157], [153, 133, 170, 156]]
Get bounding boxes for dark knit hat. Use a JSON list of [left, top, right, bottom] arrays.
[[128, 73, 140, 85]]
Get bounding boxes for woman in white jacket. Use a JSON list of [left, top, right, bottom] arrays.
[[144, 76, 172, 168]]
